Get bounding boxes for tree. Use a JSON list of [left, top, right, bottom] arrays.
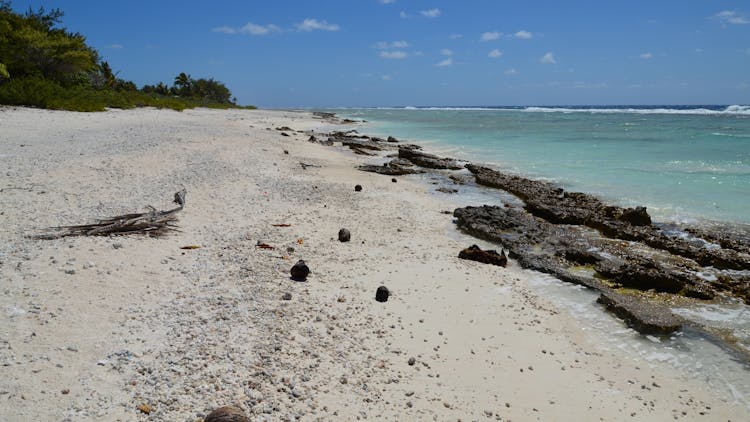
[[173, 72, 192, 96], [191, 77, 232, 103], [0, 2, 98, 85]]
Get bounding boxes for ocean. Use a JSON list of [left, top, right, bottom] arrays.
[[337, 105, 750, 225]]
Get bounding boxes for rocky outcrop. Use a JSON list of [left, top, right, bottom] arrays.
[[451, 204, 740, 333], [453, 205, 718, 297], [466, 164, 750, 271], [458, 245, 507, 267], [596, 291, 682, 335], [358, 161, 423, 175], [398, 148, 463, 170], [594, 258, 714, 299]]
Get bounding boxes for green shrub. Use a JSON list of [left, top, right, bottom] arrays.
[[0, 76, 255, 112]]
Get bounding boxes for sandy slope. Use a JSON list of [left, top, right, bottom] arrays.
[[0, 107, 746, 421]]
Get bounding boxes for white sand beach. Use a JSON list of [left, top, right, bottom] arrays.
[[1, 107, 747, 421]]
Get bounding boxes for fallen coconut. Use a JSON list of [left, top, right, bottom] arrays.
[[338, 228, 351, 242], [355, 184, 363, 192], [375, 286, 390, 302], [204, 406, 250, 422], [290, 260, 310, 281]]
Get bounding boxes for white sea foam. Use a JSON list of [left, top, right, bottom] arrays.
[[359, 105, 750, 115], [712, 132, 750, 138], [521, 105, 750, 116]]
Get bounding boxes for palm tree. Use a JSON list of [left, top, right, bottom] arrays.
[[173, 72, 192, 96]]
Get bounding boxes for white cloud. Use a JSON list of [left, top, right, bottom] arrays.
[[436, 58, 453, 67], [241, 22, 281, 35], [375, 40, 410, 49], [382, 74, 392, 81], [640, 52, 653, 59], [488, 49, 503, 58], [440, 48, 453, 56], [104, 44, 123, 49], [713, 10, 749, 25], [212, 26, 237, 34], [514, 30, 533, 39], [399, 11, 409, 19], [379, 0, 396, 4], [214, 22, 281, 35], [421, 8, 442, 18], [295, 18, 340, 32], [540, 52, 557, 64], [505, 68, 518, 75], [450, 33, 463, 39], [380, 51, 408, 59], [480, 31, 501, 41]]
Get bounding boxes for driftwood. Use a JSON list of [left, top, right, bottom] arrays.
[[300, 162, 321, 170], [34, 190, 186, 239]]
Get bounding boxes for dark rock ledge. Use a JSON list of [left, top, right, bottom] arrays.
[[596, 291, 682, 335], [453, 163, 749, 335], [466, 164, 750, 272], [398, 147, 464, 170]]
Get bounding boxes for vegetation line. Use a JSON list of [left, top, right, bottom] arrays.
[[0, 1, 254, 112]]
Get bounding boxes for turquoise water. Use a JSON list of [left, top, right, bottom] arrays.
[[338, 106, 750, 225]]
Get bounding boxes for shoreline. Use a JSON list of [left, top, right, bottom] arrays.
[[1, 107, 748, 420], [334, 116, 750, 351], [338, 107, 750, 227]]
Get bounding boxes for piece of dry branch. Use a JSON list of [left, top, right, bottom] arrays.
[[33, 189, 186, 239]]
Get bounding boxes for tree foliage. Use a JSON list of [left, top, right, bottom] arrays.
[[0, 1, 247, 111], [0, 2, 98, 84]]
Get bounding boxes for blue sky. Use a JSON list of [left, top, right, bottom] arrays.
[[11, 0, 750, 107]]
